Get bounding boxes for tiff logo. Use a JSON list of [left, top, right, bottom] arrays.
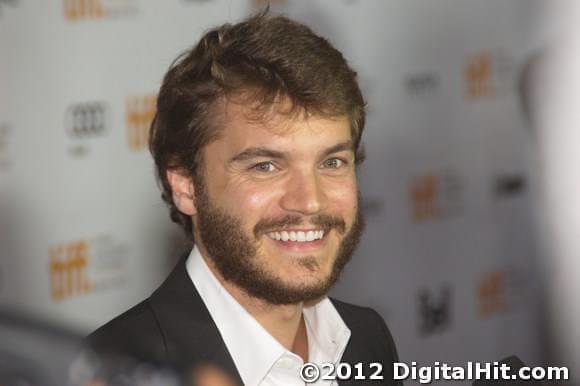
[[64, 0, 104, 21], [126, 94, 156, 151], [465, 53, 493, 99], [410, 174, 439, 222], [49, 240, 93, 301], [478, 271, 505, 318], [418, 286, 452, 336], [64, 0, 136, 21], [478, 267, 526, 318], [409, 171, 463, 223]]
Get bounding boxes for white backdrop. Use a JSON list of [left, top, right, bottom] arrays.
[[0, 1, 551, 383]]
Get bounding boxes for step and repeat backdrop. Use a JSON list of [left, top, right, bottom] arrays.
[[0, 0, 556, 380]]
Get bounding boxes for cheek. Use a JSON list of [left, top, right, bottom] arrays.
[[327, 179, 358, 212], [224, 185, 277, 214], [247, 189, 270, 209]]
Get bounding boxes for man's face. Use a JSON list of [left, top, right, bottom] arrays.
[[192, 101, 363, 305]]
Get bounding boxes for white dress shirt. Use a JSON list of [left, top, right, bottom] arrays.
[[186, 246, 351, 386]]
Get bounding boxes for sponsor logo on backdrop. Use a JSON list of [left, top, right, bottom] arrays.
[[0, 122, 12, 171], [493, 173, 527, 198], [418, 285, 452, 336], [408, 170, 463, 223], [464, 50, 513, 100], [48, 234, 129, 301], [66, 101, 109, 138], [465, 53, 492, 98], [63, 0, 137, 21], [126, 94, 156, 151], [405, 72, 440, 96], [65, 101, 111, 157], [478, 266, 527, 318], [361, 196, 385, 217], [49, 240, 93, 300]]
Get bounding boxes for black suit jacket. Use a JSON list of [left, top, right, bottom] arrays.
[[86, 254, 401, 385]]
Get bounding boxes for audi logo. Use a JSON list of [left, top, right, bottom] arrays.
[[65, 101, 110, 138]]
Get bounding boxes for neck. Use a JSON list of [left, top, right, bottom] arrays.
[[201, 253, 309, 361]]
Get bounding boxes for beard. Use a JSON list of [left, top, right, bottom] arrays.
[[193, 177, 365, 305]]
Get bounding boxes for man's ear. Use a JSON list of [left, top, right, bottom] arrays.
[[166, 169, 197, 216]]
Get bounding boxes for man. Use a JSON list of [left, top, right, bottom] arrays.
[[86, 12, 400, 386]]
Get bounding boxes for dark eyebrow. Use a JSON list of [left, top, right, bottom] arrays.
[[321, 141, 355, 158], [229, 147, 287, 163], [229, 141, 355, 164]]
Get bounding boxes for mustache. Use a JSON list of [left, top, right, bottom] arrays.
[[253, 213, 346, 238]]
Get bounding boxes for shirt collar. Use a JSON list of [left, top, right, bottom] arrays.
[[186, 246, 350, 385], [303, 298, 351, 366]]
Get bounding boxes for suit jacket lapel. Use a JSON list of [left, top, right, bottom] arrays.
[[148, 253, 243, 385]]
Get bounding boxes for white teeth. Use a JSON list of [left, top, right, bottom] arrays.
[[267, 229, 325, 242]]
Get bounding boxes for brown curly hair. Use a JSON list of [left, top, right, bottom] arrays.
[[149, 11, 366, 239]]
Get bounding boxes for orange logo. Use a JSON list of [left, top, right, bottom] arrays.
[[49, 240, 93, 301], [478, 271, 505, 318], [409, 171, 463, 223], [409, 174, 439, 223], [126, 94, 156, 151], [63, 0, 105, 21], [465, 53, 493, 99], [63, 0, 137, 21]]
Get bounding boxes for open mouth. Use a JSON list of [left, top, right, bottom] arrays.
[[264, 228, 332, 254], [266, 229, 325, 242]]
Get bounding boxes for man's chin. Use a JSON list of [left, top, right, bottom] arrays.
[[254, 288, 330, 306], [251, 275, 335, 305]]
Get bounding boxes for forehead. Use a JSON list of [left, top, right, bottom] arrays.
[[214, 96, 352, 146]]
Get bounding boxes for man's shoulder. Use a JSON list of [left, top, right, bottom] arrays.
[[84, 298, 167, 364]]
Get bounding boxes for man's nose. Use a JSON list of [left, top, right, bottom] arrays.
[[279, 170, 327, 215]]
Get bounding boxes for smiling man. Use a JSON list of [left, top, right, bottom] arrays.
[[86, 12, 399, 386]]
